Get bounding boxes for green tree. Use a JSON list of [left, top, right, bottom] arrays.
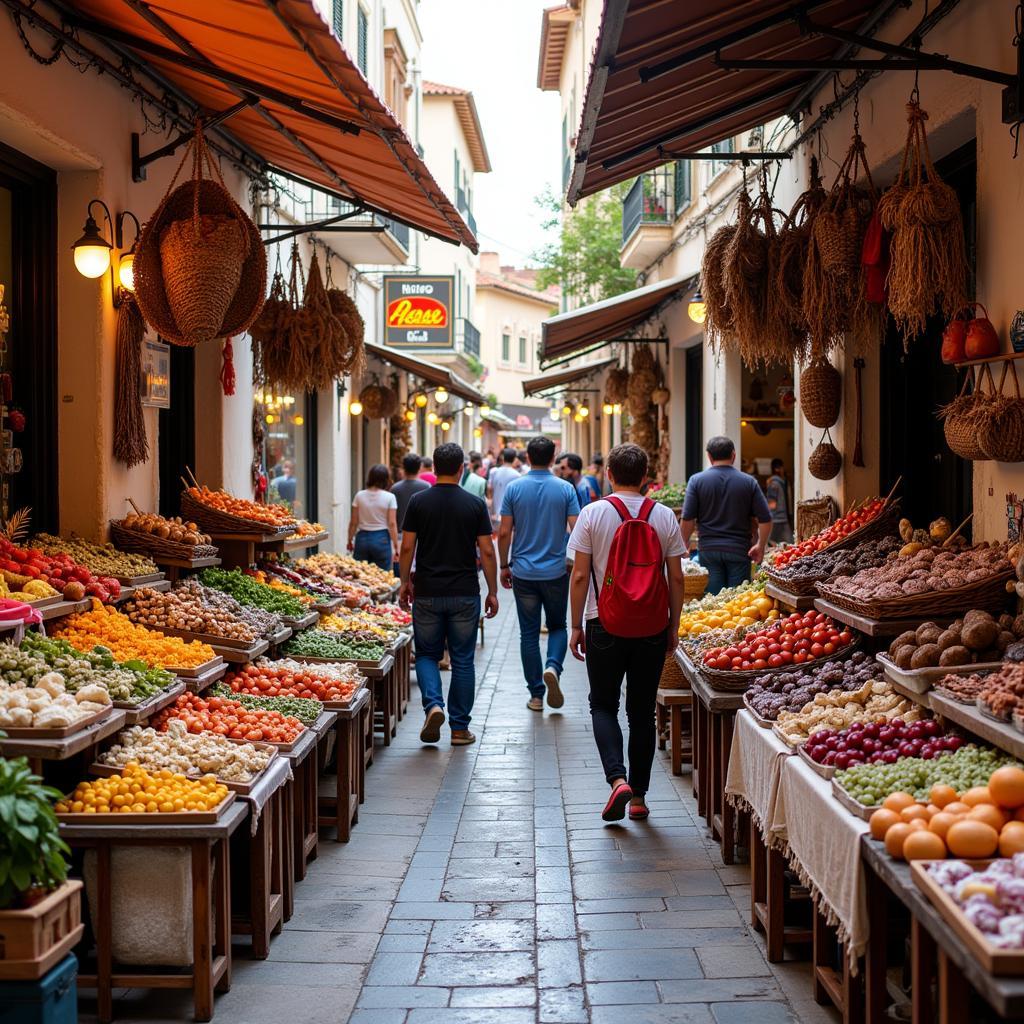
[[533, 182, 637, 307]]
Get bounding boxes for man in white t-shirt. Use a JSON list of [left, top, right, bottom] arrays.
[[487, 448, 522, 531], [567, 443, 686, 823]]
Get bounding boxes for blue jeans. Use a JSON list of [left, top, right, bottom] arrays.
[[700, 550, 752, 595], [354, 529, 392, 572], [512, 574, 569, 697], [413, 595, 480, 730]]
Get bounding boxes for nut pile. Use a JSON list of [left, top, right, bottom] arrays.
[[979, 664, 1024, 719], [746, 651, 882, 722], [33, 534, 158, 578], [934, 672, 994, 704], [774, 679, 921, 746], [175, 579, 284, 639], [888, 612, 1022, 670], [124, 586, 256, 642], [770, 535, 902, 584], [829, 542, 1012, 601], [119, 513, 211, 545]]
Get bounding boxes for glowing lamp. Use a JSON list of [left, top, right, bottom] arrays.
[[414, 393, 428, 408], [435, 387, 449, 404], [72, 210, 112, 279], [349, 400, 364, 416], [602, 403, 613, 416], [118, 251, 135, 292], [613, 403, 622, 414], [405, 409, 416, 422], [579, 406, 589, 418], [427, 411, 439, 425], [562, 404, 572, 417], [440, 420, 451, 431], [687, 286, 707, 325], [293, 415, 304, 426], [473, 427, 483, 439]]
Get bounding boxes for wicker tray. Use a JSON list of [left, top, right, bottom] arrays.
[[57, 789, 235, 825], [877, 653, 1004, 695], [797, 741, 836, 780], [110, 520, 219, 562], [699, 638, 861, 692], [0, 703, 113, 738], [741, 693, 776, 728], [830, 777, 878, 820], [112, 571, 165, 587], [181, 490, 295, 537], [764, 571, 824, 598], [816, 567, 1015, 621]]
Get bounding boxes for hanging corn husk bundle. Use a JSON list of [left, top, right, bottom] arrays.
[[113, 295, 149, 468], [325, 259, 365, 377], [700, 220, 737, 350], [626, 345, 658, 418], [878, 102, 969, 345], [803, 131, 881, 358], [605, 367, 629, 404]]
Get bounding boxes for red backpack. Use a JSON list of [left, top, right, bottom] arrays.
[[591, 496, 669, 638]]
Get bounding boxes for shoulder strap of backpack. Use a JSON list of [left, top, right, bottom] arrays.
[[604, 495, 632, 521], [637, 497, 656, 523]]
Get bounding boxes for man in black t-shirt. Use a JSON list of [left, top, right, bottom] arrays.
[[399, 442, 498, 747]]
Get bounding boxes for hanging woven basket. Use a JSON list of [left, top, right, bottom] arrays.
[[808, 429, 842, 480], [799, 360, 842, 428], [359, 383, 398, 420], [134, 126, 266, 346], [978, 362, 1024, 463], [940, 368, 992, 461]]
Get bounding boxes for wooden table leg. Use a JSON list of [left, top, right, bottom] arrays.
[[865, 862, 889, 1024], [281, 783, 295, 920], [812, 906, 830, 1006], [213, 836, 231, 994], [843, 950, 864, 1024], [937, 949, 969, 1024], [719, 711, 735, 864], [271, 790, 286, 935], [351, 713, 361, 826], [192, 840, 215, 1022], [670, 704, 682, 777], [656, 702, 666, 751], [750, 817, 766, 930], [248, 802, 271, 958], [709, 712, 722, 837], [911, 915, 936, 1024], [97, 842, 113, 1024], [765, 845, 786, 962], [336, 716, 353, 842]]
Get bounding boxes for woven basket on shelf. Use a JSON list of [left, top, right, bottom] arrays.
[[978, 361, 1024, 463], [795, 495, 838, 541], [179, 490, 292, 537], [808, 429, 842, 480], [659, 653, 689, 690], [109, 520, 219, 561], [941, 368, 992, 461], [683, 574, 708, 601], [700, 639, 863, 693], [800, 360, 842, 428]]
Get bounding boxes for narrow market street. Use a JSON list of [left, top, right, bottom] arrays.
[[80, 600, 832, 1024]]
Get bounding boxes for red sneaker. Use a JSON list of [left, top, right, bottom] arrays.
[[602, 783, 633, 822]]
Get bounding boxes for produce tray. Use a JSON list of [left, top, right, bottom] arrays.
[[912, 859, 1024, 976], [90, 741, 278, 794], [280, 531, 329, 551], [976, 696, 1012, 723], [742, 693, 776, 729], [266, 625, 292, 646], [223, 730, 302, 753], [110, 519, 219, 562], [183, 663, 228, 694], [283, 610, 319, 630], [287, 653, 386, 671], [134, 621, 262, 650], [0, 703, 112, 738], [167, 654, 224, 678], [180, 490, 296, 537], [933, 684, 987, 706], [112, 571, 166, 587], [699, 639, 861, 692], [312, 597, 342, 613], [57, 789, 235, 825], [209, 638, 269, 664], [797, 742, 837, 780], [26, 595, 63, 610], [830, 778, 878, 821], [877, 654, 1004, 695], [114, 680, 186, 725]]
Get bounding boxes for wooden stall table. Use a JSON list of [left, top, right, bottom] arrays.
[[655, 688, 693, 776], [764, 581, 818, 611], [207, 529, 295, 570], [363, 653, 396, 747], [861, 836, 1024, 1024], [64, 801, 246, 1023], [231, 756, 291, 959], [152, 555, 221, 583], [283, 712, 335, 888], [391, 632, 411, 719], [813, 597, 954, 638], [687, 665, 745, 863], [0, 709, 128, 775], [318, 687, 371, 842]]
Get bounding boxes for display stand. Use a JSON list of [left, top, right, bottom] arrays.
[[749, 819, 812, 962], [813, 902, 864, 1024], [765, 581, 818, 611], [0, 710, 127, 769], [208, 531, 294, 570], [39, 598, 91, 622], [360, 654, 397, 747], [282, 712, 335, 885], [318, 688, 370, 842], [813, 597, 950, 637], [655, 688, 693, 776], [153, 555, 222, 583], [64, 802, 246, 1023]]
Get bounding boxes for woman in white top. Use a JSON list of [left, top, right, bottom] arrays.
[[348, 464, 399, 571]]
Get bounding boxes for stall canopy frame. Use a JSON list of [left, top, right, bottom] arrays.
[[363, 342, 486, 406], [522, 356, 620, 398], [540, 273, 696, 364], [7, 0, 477, 251], [565, 0, 1005, 204]]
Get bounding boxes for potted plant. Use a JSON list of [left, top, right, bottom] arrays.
[[0, 755, 83, 979]]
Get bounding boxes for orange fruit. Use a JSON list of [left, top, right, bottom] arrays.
[[925, 804, 942, 820], [900, 804, 929, 824], [968, 804, 1009, 832], [903, 830, 947, 861], [1014, 806, 1024, 823], [869, 808, 901, 841], [929, 784, 958, 808], [883, 792, 917, 813], [945, 801, 971, 816], [929, 811, 959, 840], [946, 820, 1000, 859], [989, 767, 1024, 810], [1000, 820, 1024, 856], [906, 819, 929, 832], [963, 786, 993, 807], [884, 822, 915, 860]]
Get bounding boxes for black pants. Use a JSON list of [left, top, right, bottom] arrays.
[[585, 620, 667, 797]]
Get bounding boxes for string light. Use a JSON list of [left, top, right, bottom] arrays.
[[405, 409, 416, 422], [427, 411, 439, 425], [602, 402, 613, 416], [562, 404, 572, 416], [613, 403, 622, 415], [414, 393, 428, 408], [435, 387, 449, 404], [293, 415, 304, 426], [579, 406, 589, 418], [473, 427, 483, 439], [349, 400, 363, 416], [440, 420, 451, 431], [687, 286, 707, 324]]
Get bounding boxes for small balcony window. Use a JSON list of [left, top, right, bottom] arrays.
[[501, 333, 511, 363]]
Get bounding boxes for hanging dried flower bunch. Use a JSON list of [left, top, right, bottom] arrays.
[[604, 367, 629, 404], [877, 101, 969, 345], [626, 345, 658, 418], [113, 294, 149, 468], [700, 220, 737, 350], [802, 130, 882, 358], [325, 258, 366, 377]]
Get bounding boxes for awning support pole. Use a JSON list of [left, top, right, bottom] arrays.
[[131, 97, 260, 182]]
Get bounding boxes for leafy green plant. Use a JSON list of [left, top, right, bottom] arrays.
[[0, 756, 69, 909]]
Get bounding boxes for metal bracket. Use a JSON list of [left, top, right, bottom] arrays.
[[656, 147, 791, 161], [132, 96, 260, 182]]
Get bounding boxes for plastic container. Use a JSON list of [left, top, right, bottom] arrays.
[[0, 954, 77, 1024]]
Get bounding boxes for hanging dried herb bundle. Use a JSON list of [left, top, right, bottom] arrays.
[[250, 269, 289, 387], [299, 250, 345, 391], [802, 131, 880, 358], [113, 295, 149, 468], [626, 345, 658, 418], [258, 245, 307, 391], [389, 410, 413, 478], [604, 367, 629, 404], [878, 102, 969, 345], [700, 221, 737, 350], [327, 287, 366, 378]]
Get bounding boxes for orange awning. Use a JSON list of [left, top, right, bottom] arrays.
[[568, 0, 900, 204], [58, 0, 476, 250], [364, 343, 486, 405], [522, 356, 619, 397]]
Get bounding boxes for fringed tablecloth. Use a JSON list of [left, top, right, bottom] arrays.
[[724, 709, 792, 848]]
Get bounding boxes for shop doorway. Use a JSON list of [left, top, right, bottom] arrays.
[[158, 344, 195, 518], [740, 362, 795, 521], [685, 343, 703, 480], [880, 140, 975, 535], [0, 142, 57, 530]]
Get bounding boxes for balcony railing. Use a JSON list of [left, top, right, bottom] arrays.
[[622, 165, 674, 246], [456, 187, 478, 237], [305, 195, 411, 253], [457, 317, 480, 358], [380, 215, 410, 251]]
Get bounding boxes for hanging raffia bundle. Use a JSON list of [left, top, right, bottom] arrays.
[[300, 251, 345, 391], [700, 221, 737, 350], [327, 286, 366, 378], [626, 345, 658, 418], [113, 294, 149, 468], [249, 269, 291, 388], [802, 131, 880, 358], [878, 102, 969, 345], [258, 244, 309, 392], [605, 367, 629, 404]]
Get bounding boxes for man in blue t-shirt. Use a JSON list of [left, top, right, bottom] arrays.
[[681, 435, 772, 595], [498, 436, 581, 711]]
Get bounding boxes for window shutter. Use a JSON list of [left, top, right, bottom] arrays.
[[357, 6, 368, 75], [332, 0, 343, 39]]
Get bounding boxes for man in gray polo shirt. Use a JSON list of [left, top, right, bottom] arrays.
[[681, 436, 772, 595]]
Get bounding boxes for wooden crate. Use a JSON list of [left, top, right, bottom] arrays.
[[0, 879, 84, 979]]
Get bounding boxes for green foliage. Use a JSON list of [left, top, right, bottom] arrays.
[[533, 182, 638, 307], [464, 354, 484, 379], [0, 756, 68, 908], [484, 393, 500, 410]]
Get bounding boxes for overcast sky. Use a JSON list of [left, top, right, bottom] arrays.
[[418, 0, 562, 267]]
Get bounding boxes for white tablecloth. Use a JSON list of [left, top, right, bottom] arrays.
[[724, 709, 792, 846]]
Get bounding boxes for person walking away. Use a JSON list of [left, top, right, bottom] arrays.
[[558, 452, 592, 509], [270, 459, 298, 505], [568, 443, 685, 821], [399, 442, 498, 747], [348, 464, 399, 572], [680, 436, 772, 595], [419, 457, 437, 486], [487, 448, 522, 531], [497, 436, 580, 712], [584, 454, 606, 501], [391, 454, 429, 572], [462, 452, 487, 499], [766, 458, 793, 545]]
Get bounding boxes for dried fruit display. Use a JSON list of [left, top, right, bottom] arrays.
[[803, 716, 960, 770], [33, 534, 158, 578], [887, 611, 1021, 669], [979, 664, 1024, 719], [769, 535, 901, 587], [934, 672, 994, 704], [772, 497, 887, 568], [299, 552, 397, 592], [123, 585, 257, 643], [925, 856, 1024, 944]]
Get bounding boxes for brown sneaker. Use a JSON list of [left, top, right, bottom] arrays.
[[526, 697, 544, 712], [450, 730, 476, 746], [420, 706, 445, 743]]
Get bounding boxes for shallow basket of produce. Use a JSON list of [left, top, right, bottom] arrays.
[[112, 571, 166, 587], [109, 520, 219, 562], [181, 490, 295, 537], [0, 880, 85, 980], [0, 704, 113, 739], [830, 778, 879, 821], [763, 571, 822, 599], [168, 654, 224, 679], [877, 654, 1004, 696], [89, 743, 277, 794], [135, 622, 263, 651], [741, 693, 776, 729], [977, 696, 1012, 724], [115, 680, 187, 725], [797, 742, 837, 780], [57, 789, 235, 825], [911, 859, 1024, 975], [283, 610, 319, 630], [701, 640, 861, 692]]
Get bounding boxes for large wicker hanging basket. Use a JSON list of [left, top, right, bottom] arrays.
[[800, 360, 842, 428], [359, 383, 398, 420], [808, 429, 842, 480], [977, 362, 1024, 463], [940, 368, 992, 461], [134, 127, 266, 346]]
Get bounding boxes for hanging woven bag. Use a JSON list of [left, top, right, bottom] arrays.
[[799, 360, 842, 429], [808, 428, 842, 480], [940, 367, 991, 461], [979, 362, 1024, 463]]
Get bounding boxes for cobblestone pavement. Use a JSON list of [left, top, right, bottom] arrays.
[[80, 599, 836, 1023]]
